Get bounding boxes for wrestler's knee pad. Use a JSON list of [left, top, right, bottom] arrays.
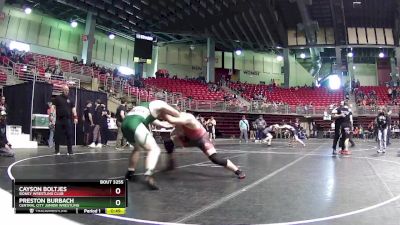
[[209, 153, 228, 167]]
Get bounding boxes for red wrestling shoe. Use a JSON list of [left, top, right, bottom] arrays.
[[235, 170, 246, 179]]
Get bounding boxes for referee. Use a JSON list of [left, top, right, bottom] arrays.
[[54, 85, 78, 155]]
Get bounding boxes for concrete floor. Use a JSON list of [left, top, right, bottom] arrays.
[[1, 138, 400, 225]]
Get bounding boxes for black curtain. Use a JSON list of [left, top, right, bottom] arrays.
[[69, 88, 107, 145], [4, 82, 52, 135], [33, 82, 53, 114]]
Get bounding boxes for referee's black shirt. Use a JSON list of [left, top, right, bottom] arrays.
[[54, 94, 74, 120]]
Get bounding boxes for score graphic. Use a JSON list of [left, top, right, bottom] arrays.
[[13, 179, 127, 214]]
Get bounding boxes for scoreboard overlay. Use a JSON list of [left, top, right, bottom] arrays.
[[13, 179, 127, 214]]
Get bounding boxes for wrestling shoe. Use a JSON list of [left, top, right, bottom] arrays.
[[165, 158, 176, 171], [235, 170, 246, 179], [145, 175, 160, 190], [125, 170, 136, 181], [332, 149, 337, 156], [341, 150, 351, 155]]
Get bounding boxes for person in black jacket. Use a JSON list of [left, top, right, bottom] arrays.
[[82, 101, 94, 146], [115, 98, 127, 150], [89, 99, 103, 148], [100, 104, 110, 146]]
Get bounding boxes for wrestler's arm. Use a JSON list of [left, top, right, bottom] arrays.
[[163, 113, 191, 126], [152, 119, 173, 129]]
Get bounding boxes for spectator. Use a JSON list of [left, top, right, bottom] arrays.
[[0, 111, 13, 157], [89, 99, 103, 148], [53, 85, 78, 155], [0, 96, 6, 114], [255, 115, 266, 143], [115, 98, 127, 150], [206, 116, 217, 141], [47, 102, 56, 148], [239, 115, 249, 143], [388, 87, 393, 100], [100, 104, 110, 146], [82, 101, 94, 146], [376, 108, 389, 153], [250, 121, 257, 140], [196, 114, 206, 128]]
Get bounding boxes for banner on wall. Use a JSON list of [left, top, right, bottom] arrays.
[[192, 66, 202, 71], [243, 70, 260, 76]]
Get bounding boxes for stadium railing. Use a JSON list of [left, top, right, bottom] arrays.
[[357, 105, 399, 116], [32, 53, 96, 78], [12, 63, 80, 92], [177, 99, 331, 115]]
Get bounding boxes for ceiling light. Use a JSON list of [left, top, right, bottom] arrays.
[[108, 34, 115, 40], [347, 52, 353, 58], [300, 53, 306, 59], [235, 49, 242, 56], [379, 52, 384, 58], [328, 74, 341, 90], [70, 21, 78, 28], [24, 7, 32, 15], [276, 55, 283, 61]]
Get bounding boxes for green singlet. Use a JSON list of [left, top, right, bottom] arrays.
[[121, 102, 156, 144]]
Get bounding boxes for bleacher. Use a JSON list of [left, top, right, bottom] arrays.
[[144, 78, 225, 101], [229, 83, 343, 106], [356, 86, 389, 105], [0, 67, 7, 86]]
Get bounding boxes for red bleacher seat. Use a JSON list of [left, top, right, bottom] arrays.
[[144, 78, 225, 101], [230, 83, 343, 107]]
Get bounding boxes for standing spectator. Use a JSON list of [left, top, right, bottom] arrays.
[[250, 121, 257, 140], [89, 100, 102, 148], [239, 115, 249, 143], [115, 98, 127, 150], [47, 102, 56, 148], [255, 115, 266, 143], [387, 110, 392, 146], [0, 95, 6, 114], [388, 87, 393, 100], [100, 104, 110, 146], [376, 108, 389, 153], [53, 85, 77, 155], [0, 111, 13, 157], [196, 114, 206, 128], [206, 116, 217, 141], [82, 101, 94, 146]]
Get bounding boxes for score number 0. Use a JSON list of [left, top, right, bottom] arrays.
[[115, 188, 122, 206]]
